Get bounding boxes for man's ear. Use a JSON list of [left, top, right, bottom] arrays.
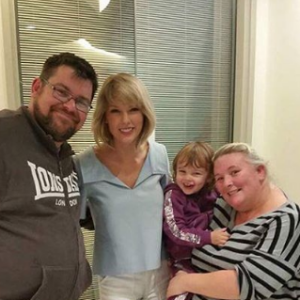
[[31, 77, 43, 97]]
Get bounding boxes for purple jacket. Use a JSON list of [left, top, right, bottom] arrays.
[[163, 183, 218, 261]]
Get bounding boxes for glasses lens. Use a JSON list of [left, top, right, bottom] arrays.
[[76, 101, 90, 113], [53, 87, 70, 102], [47, 80, 91, 113]]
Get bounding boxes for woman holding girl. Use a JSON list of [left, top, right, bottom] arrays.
[[167, 142, 300, 300]]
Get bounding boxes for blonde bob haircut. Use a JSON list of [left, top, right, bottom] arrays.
[[172, 141, 215, 184], [212, 142, 269, 180], [92, 73, 156, 147]]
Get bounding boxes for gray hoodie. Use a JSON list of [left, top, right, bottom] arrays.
[[0, 107, 91, 300]]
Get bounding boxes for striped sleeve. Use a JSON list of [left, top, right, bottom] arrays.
[[192, 200, 300, 300], [236, 203, 300, 300]]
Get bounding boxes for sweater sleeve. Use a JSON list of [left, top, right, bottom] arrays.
[[163, 188, 211, 248], [0, 154, 5, 204]]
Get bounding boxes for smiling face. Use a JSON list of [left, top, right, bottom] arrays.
[[29, 65, 93, 146], [214, 152, 266, 212], [105, 101, 144, 147], [175, 162, 208, 195]]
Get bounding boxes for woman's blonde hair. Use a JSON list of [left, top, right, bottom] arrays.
[[172, 141, 215, 184], [92, 73, 156, 147], [212, 142, 269, 179]]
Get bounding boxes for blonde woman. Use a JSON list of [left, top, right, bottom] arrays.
[[74, 73, 170, 300]]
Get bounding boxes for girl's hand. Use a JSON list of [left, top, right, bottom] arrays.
[[211, 228, 230, 246], [166, 270, 189, 297]]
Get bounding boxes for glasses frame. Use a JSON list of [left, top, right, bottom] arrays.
[[41, 78, 92, 113]]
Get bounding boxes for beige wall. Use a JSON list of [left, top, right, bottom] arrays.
[[235, 0, 300, 202], [0, 0, 20, 110], [1, 0, 300, 201], [264, 0, 300, 202]]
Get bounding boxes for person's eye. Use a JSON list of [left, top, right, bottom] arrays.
[[55, 87, 69, 98], [178, 170, 186, 174], [110, 109, 120, 113], [215, 176, 223, 182], [231, 170, 240, 176], [76, 99, 90, 108], [130, 107, 140, 112]]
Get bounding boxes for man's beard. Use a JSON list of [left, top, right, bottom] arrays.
[[33, 101, 78, 142]]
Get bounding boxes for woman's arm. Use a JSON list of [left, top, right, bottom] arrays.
[[167, 270, 239, 299], [187, 201, 300, 300]]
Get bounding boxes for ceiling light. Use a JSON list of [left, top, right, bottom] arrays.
[[99, 0, 110, 12]]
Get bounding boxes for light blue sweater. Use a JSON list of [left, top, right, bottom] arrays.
[[74, 141, 170, 276]]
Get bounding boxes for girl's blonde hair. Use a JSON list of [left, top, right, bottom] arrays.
[[172, 141, 214, 184], [92, 73, 156, 147]]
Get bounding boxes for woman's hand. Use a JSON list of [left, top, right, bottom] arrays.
[[167, 269, 239, 299], [166, 270, 189, 297]]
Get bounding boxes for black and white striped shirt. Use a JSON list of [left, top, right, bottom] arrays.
[[191, 198, 300, 300]]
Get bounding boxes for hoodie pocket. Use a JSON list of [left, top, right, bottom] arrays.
[[70, 260, 92, 300], [30, 266, 77, 300]]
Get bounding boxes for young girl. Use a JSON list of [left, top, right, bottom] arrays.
[[163, 141, 229, 300]]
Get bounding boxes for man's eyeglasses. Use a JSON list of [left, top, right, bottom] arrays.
[[41, 78, 92, 113]]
